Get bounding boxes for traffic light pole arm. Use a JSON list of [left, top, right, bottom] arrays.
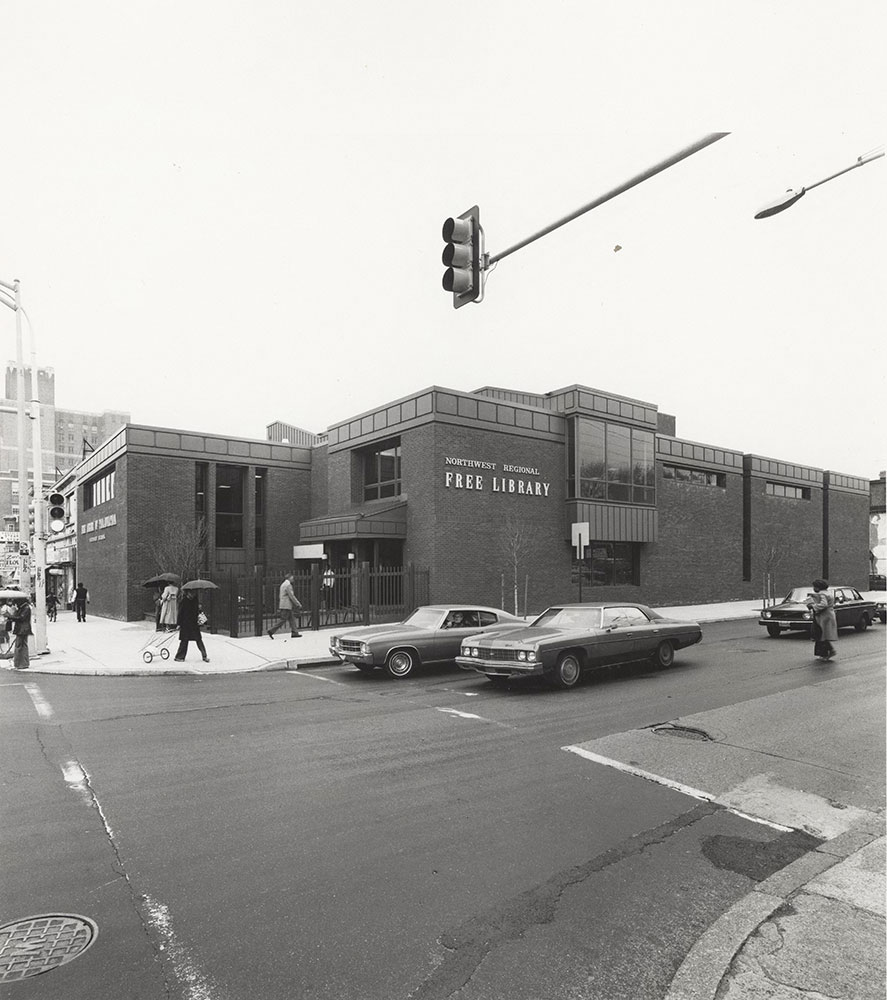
[[486, 133, 730, 266]]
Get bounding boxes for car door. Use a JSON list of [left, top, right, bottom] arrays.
[[431, 610, 483, 662], [597, 606, 644, 664], [832, 588, 856, 628]]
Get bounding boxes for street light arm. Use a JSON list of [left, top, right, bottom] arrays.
[[0, 290, 16, 312], [755, 148, 884, 219]]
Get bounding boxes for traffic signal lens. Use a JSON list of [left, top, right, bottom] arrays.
[[47, 492, 66, 532]]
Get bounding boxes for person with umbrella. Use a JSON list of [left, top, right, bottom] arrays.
[[174, 580, 215, 663], [0, 593, 33, 670], [159, 578, 180, 632], [143, 573, 180, 632]]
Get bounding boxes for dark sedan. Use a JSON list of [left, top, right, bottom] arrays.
[[456, 602, 702, 690], [328, 605, 524, 678], [758, 586, 878, 637]]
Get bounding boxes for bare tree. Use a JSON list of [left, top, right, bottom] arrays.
[[498, 513, 539, 616], [760, 535, 789, 606], [148, 517, 208, 583]]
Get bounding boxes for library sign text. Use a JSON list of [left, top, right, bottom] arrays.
[[81, 513, 117, 542], [444, 457, 551, 497]]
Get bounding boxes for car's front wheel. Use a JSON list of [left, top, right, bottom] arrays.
[[386, 649, 417, 678], [652, 640, 674, 668], [548, 653, 581, 689], [766, 624, 782, 638], [855, 614, 870, 632]]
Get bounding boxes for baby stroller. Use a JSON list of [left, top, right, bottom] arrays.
[[139, 630, 178, 663]]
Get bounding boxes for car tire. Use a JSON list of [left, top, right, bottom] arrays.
[[548, 653, 581, 689], [652, 640, 674, 668], [386, 649, 417, 678], [878, 612, 887, 624], [855, 614, 870, 632], [766, 624, 782, 638]]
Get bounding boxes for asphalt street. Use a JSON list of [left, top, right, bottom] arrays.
[[1, 619, 884, 999]]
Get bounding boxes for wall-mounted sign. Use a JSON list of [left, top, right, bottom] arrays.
[[81, 513, 117, 534], [444, 456, 551, 497]]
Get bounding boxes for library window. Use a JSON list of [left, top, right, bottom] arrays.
[[216, 465, 245, 547], [663, 465, 726, 488], [766, 482, 810, 500], [83, 467, 116, 511], [574, 541, 639, 586], [363, 439, 402, 501], [568, 418, 654, 504]]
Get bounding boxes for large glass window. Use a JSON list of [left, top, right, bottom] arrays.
[[363, 439, 401, 501], [574, 541, 639, 586], [570, 418, 654, 504], [195, 463, 208, 525], [216, 465, 245, 547]]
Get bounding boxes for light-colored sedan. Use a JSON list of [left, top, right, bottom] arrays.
[[328, 605, 524, 678]]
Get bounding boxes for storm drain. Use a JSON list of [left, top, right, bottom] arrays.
[[652, 724, 713, 741], [0, 914, 97, 982]]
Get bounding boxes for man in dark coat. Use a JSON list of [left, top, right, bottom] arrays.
[[174, 590, 209, 663], [74, 582, 89, 622], [10, 597, 32, 670]]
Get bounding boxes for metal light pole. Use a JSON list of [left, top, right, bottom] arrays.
[[0, 277, 49, 654], [754, 148, 885, 219]]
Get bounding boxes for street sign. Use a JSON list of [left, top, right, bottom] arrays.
[[571, 521, 590, 558]]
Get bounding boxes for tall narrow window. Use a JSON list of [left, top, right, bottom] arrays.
[[363, 439, 402, 501], [255, 468, 266, 549], [215, 465, 245, 547], [195, 463, 208, 527]]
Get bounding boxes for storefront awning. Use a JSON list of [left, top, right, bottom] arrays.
[[299, 501, 407, 542]]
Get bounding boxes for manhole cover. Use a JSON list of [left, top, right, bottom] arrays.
[[0, 914, 98, 982], [653, 724, 712, 741]]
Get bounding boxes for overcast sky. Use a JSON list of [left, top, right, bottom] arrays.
[[1, 2, 883, 478]]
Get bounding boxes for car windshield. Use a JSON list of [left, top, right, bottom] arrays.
[[530, 607, 603, 630], [785, 588, 818, 603], [401, 608, 446, 629]]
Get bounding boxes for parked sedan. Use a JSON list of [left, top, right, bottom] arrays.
[[456, 602, 702, 690], [758, 586, 878, 637], [328, 605, 524, 678]]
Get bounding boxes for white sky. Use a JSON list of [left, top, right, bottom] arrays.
[[1, 2, 884, 478]]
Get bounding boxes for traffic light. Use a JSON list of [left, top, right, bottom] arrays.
[[47, 492, 66, 533], [442, 205, 484, 308]]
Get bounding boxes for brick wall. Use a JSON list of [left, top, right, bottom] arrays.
[[826, 487, 870, 589], [76, 456, 130, 620], [643, 468, 747, 605]]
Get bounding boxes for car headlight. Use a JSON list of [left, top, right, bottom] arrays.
[[461, 645, 470, 656], [330, 636, 340, 649], [471, 647, 479, 657], [527, 651, 537, 662], [762, 611, 771, 619], [360, 642, 369, 654], [517, 650, 526, 661], [802, 612, 812, 621]]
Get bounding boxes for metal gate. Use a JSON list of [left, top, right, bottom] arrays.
[[207, 563, 429, 637]]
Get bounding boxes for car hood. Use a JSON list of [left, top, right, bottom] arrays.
[[334, 623, 422, 642], [468, 626, 602, 647], [770, 601, 810, 612]]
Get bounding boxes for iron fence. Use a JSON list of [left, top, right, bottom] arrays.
[[204, 563, 429, 637]]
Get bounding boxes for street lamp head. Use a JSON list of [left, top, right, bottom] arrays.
[[754, 188, 807, 219]]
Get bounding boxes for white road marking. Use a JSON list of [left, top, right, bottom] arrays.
[[563, 745, 793, 832], [23, 682, 53, 718], [285, 670, 345, 685], [437, 707, 489, 721]]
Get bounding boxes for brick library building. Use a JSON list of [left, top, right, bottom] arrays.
[[48, 383, 871, 621]]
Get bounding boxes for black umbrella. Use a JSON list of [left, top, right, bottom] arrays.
[[181, 579, 219, 591], [142, 573, 181, 588]]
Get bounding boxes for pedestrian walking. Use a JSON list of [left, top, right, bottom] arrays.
[[46, 591, 58, 622], [8, 597, 32, 670], [159, 581, 179, 632], [174, 590, 209, 663], [74, 582, 89, 622], [805, 578, 837, 661], [267, 571, 303, 639]]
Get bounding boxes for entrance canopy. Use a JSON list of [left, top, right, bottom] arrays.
[[299, 501, 407, 543]]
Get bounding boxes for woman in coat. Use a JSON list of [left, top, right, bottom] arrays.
[[159, 583, 179, 632], [805, 578, 837, 661], [174, 590, 209, 663]]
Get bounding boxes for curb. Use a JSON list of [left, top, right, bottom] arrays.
[[665, 817, 886, 1000], [8, 654, 342, 677]]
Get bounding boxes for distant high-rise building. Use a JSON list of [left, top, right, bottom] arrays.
[[0, 362, 129, 540]]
